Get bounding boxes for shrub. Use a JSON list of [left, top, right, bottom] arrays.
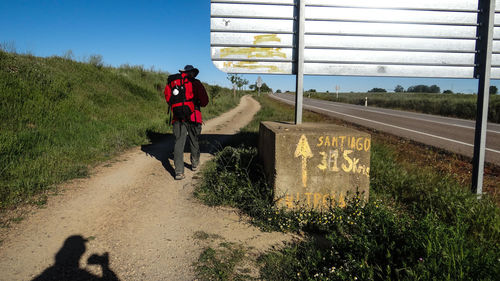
[[198, 136, 499, 280], [88, 54, 104, 69], [368, 88, 387, 93], [195, 146, 273, 216]]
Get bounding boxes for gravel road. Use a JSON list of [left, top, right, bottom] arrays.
[[0, 95, 292, 281]]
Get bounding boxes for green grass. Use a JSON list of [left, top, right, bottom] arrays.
[[195, 244, 250, 281], [203, 83, 243, 121], [195, 95, 500, 280], [307, 91, 500, 123], [193, 231, 258, 281], [193, 230, 224, 241], [0, 50, 240, 208]]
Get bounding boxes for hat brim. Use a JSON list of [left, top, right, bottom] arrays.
[[180, 68, 199, 77]]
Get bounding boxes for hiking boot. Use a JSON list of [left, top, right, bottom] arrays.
[[175, 173, 185, 180], [192, 164, 198, 171]]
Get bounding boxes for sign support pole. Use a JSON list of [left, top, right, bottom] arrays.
[[472, 0, 495, 196], [294, 0, 305, 125]]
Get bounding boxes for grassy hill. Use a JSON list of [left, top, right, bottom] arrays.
[[0, 51, 237, 208]]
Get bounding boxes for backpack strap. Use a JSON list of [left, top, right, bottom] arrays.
[[167, 103, 172, 125]]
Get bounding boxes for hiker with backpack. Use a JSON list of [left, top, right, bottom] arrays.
[[164, 65, 209, 180]]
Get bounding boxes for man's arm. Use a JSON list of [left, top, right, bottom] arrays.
[[192, 80, 209, 107]]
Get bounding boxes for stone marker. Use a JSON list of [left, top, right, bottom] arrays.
[[258, 121, 371, 210]]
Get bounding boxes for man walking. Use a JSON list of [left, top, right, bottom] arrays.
[[164, 65, 209, 180]]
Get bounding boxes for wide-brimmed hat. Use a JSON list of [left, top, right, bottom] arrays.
[[179, 65, 199, 77]]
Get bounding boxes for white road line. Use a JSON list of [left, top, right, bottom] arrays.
[[272, 94, 500, 155], [308, 99, 500, 134]]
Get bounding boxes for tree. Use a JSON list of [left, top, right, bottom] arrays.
[[368, 88, 387, 93], [227, 74, 241, 97], [407, 84, 440, 93], [307, 89, 316, 92], [276, 89, 282, 93], [394, 85, 404, 92], [429, 85, 441, 93], [227, 74, 248, 91], [490, 85, 498, 95], [443, 89, 454, 94], [239, 78, 249, 90], [407, 85, 426, 93]]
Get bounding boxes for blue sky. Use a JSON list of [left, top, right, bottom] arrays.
[[0, 0, 493, 93]]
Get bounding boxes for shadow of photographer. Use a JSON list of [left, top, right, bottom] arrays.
[[32, 235, 120, 281]]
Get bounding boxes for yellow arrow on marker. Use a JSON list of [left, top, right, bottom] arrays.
[[294, 134, 313, 188]]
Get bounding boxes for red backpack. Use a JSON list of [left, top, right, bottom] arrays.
[[167, 73, 195, 121]]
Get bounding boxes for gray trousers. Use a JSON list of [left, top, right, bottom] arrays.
[[173, 121, 202, 174]]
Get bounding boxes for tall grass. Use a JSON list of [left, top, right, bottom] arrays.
[[0, 50, 239, 208], [195, 96, 500, 280], [309, 92, 500, 123]]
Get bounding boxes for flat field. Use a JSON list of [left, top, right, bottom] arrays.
[[307, 91, 500, 123]]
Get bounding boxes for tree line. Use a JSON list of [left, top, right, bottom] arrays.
[[226, 74, 273, 93], [368, 84, 498, 95]]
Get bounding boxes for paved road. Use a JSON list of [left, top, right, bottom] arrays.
[[270, 93, 500, 165]]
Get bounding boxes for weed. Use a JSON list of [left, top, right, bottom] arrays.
[[193, 231, 223, 241], [10, 217, 24, 224], [195, 241, 258, 281], [195, 245, 247, 281], [197, 95, 500, 280], [88, 54, 104, 69], [33, 195, 47, 207]]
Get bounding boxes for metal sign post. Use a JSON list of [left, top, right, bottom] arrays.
[[472, 0, 495, 196], [294, 0, 305, 124]]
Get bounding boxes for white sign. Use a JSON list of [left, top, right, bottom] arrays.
[[211, 0, 500, 78]]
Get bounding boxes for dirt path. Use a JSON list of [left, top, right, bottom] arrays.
[[0, 96, 291, 280]]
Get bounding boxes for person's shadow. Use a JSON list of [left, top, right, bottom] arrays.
[[32, 235, 120, 281], [140, 129, 258, 177]]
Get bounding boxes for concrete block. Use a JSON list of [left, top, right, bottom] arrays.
[[258, 121, 371, 210]]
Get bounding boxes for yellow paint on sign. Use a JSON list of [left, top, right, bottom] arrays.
[[223, 61, 284, 73], [219, 34, 286, 73], [294, 134, 313, 188], [220, 47, 287, 59], [276, 191, 349, 209], [253, 34, 281, 45]]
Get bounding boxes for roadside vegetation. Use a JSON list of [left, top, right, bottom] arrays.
[[195, 95, 500, 280], [0, 50, 239, 208], [193, 231, 260, 281], [305, 91, 500, 123]]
